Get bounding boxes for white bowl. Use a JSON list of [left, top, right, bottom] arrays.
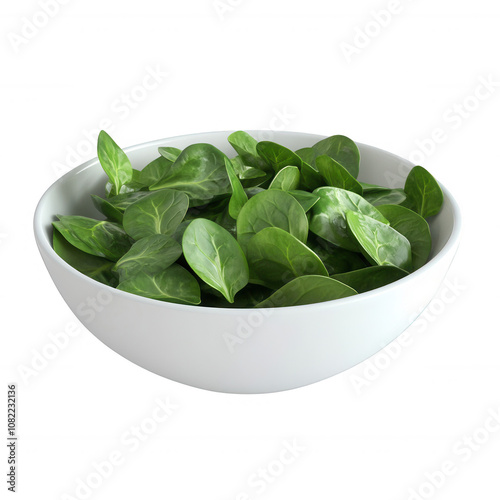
[[34, 131, 461, 393]]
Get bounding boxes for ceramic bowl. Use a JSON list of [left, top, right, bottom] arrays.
[[34, 131, 461, 393]]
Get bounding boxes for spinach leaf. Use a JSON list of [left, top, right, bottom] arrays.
[[247, 227, 328, 288], [139, 156, 173, 187], [404, 165, 444, 218], [315, 155, 362, 194], [104, 171, 147, 196], [311, 135, 360, 178], [377, 204, 432, 270], [123, 189, 189, 240], [202, 283, 270, 308], [300, 162, 324, 191], [269, 166, 301, 191], [150, 143, 231, 202], [245, 187, 265, 198], [295, 147, 317, 165], [114, 234, 182, 281], [182, 218, 249, 303], [239, 166, 268, 180], [97, 131, 133, 197], [229, 155, 246, 176], [106, 191, 152, 211], [224, 157, 248, 219], [333, 265, 409, 293], [158, 146, 181, 162], [53, 216, 132, 261], [228, 131, 270, 171], [129, 169, 148, 190], [307, 236, 368, 275], [91, 195, 124, 224], [256, 141, 303, 173], [256, 275, 357, 308], [288, 190, 320, 212], [346, 211, 412, 272], [295, 146, 328, 190], [310, 187, 388, 251], [363, 188, 407, 206], [187, 194, 230, 208], [236, 190, 309, 253], [241, 170, 272, 188], [231, 155, 271, 188], [360, 182, 390, 193], [53, 227, 118, 286], [117, 265, 201, 305]]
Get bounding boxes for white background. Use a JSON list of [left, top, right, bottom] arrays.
[[1, 1, 499, 499]]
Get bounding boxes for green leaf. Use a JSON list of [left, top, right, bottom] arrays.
[[295, 148, 323, 189], [114, 234, 182, 281], [139, 156, 173, 187], [360, 182, 390, 193], [150, 143, 231, 202], [182, 219, 249, 303], [53, 227, 118, 286], [269, 166, 301, 191], [231, 156, 270, 187], [315, 155, 362, 195], [346, 211, 412, 272], [241, 170, 272, 188], [236, 190, 309, 253], [202, 283, 271, 308], [256, 141, 303, 173], [307, 236, 368, 275], [105, 191, 152, 211], [129, 169, 148, 190], [333, 266, 409, 293], [187, 194, 229, 208], [224, 157, 248, 219], [97, 131, 133, 197], [256, 275, 357, 308], [91, 195, 124, 223], [123, 189, 189, 240], [288, 190, 320, 212], [300, 162, 324, 191], [377, 204, 432, 270], [239, 166, 268, 180], [295, 147, 317, 165], [117, 265, 201, 305], [158, 146, 181, 162], [229, 155, 246, 176], [53, 216, 132, 261], [245, 187, 265, 198], [404, 165, 444, 218], [228, 131, 270, 171], [247, 227, 328, 288], [363, 188, 407, 206], [310, 187, 388, 251], [104, 169, 147, 197], [311, 135, 360, 178]]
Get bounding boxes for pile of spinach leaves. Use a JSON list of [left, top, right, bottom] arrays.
[[52, 130, 444, 308]]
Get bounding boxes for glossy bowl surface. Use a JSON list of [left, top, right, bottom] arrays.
[[34, 131, 461, 393]]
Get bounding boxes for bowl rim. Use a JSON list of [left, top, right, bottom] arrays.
[[34, 130, 462, 314]]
